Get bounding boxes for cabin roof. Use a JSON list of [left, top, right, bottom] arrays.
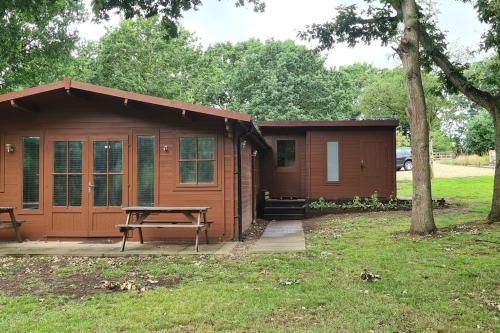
[[0, 78, 252, 122], [257, 120, 399, 128]]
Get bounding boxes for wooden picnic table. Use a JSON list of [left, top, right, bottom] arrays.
[[0, 207, 24, 242], [116, 207, 211, 252]]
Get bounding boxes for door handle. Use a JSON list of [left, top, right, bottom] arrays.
[[361, 160, 365, 168], [88, 182, 94, 193]]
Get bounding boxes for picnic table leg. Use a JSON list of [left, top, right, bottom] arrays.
[[136, 213, 144, 244], [195, 211, 202, 252], [8, 210, 22, 243], [195, 228, 200, 252], [203, 212, 209, 244], [121, 213, 132, 252]]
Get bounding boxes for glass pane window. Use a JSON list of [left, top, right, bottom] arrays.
[[93, 140, 123, 207], [23, 137, 40, 209], [179, 137, 215, 184], [52, 141, 83, 207], [137, 136, 155, 206], [277, 140, 295, 167], [327, 141, 339, 182]]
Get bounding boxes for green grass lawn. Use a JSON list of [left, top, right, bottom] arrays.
[[1, 177, 499, 332]]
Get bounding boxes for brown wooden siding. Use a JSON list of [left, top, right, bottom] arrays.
[[261, 127, 396, 200], [259, 130, 306, 198], [308, 128, 396, 199], [0, 92, 238, 241]]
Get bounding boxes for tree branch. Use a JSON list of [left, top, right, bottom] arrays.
[[419, 29, 497, 114]]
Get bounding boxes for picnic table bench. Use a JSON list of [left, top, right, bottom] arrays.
[[0, 207, 24, 242], [116, 207, 212, 252]]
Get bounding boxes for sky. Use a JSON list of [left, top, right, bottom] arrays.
[[79, 0, 488, 68]]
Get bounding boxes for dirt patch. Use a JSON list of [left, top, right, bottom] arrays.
[[393, 220, 500, 240], [0, 256, 181, 300]]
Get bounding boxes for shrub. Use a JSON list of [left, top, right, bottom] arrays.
[[308, 192, 412, 211], [464, 112, 494, 155]]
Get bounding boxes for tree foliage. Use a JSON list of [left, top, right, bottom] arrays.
[[0, 0, 84, 93], [355, 67, 447, 133], [65, 17, 366, 121], [204, 39, 361, 120], [89, 18, 201, 102], [465, 111, 495, 154], [91, 0, 265, 38]]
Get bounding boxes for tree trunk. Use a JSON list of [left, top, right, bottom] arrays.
[[397, 0, 436, 235], [429, 128, 434, 179], [488, 103, 500, 222]]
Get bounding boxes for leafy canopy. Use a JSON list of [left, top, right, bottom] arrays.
[[91, 0, 265, 38], [465, 111, 494, 154], [0, 0, 84, 92]]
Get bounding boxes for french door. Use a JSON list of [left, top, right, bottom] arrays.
[[47, 135, 128, 237]]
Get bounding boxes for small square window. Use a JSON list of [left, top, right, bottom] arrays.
[[277, 140, 295, 167]]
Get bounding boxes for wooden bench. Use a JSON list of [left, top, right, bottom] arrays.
[[117, 207, 211, 252], [0, 207, 24, 243]]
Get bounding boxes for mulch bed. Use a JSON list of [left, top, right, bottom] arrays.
[[0, 256, 181, 300], [230, 219, 269, 257]]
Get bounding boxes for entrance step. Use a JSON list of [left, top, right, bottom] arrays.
[[262, 198, 306, 220]]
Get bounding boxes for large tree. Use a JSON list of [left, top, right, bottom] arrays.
[[301, 0, 499, 222], [302, 0, 437, 234], [87, 17, 202, 102], [0, 0, 84, 92]]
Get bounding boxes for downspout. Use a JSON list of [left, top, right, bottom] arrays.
[[237, 132, 243, 241]]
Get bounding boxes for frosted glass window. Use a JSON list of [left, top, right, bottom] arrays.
[[327, 141, 339, 182]]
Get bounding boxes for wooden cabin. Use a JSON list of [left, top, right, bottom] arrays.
[[0, 80, 398, 242]]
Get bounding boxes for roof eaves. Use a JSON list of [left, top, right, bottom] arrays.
[[0, 79, 252, 122]]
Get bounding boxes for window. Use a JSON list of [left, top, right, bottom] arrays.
[[23, 137, 40, 209], [93, 141, 123, 207], [327, 141, 339, 182], [277, 140, 295, 167], [137, 136, 155, 206], [179, 137, 215, 184], [53, 141, 83, 207]]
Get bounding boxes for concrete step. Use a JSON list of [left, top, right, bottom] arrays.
[[264, 198, 306, 208], [263, 213, 305, 220]]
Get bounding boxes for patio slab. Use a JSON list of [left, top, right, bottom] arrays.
[[249, 220, 305, 253], [0, 241, 237, 257]]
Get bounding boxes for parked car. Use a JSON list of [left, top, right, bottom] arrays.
[[396, 147, 413, 171]]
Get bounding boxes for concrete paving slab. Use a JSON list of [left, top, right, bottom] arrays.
[[0, 241, 237, 257], [250, 220, 305, 253]]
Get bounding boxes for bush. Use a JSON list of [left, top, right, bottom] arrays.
[[309, 193, 410, 211], [396, 130, 411, 147], [432, 128, 453, 152], [464, 112, 494, 155]]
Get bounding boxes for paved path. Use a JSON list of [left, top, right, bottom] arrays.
[[250, 220, 305, 253], [397, 161, 494, 181], [0, 241, 237, 257]]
